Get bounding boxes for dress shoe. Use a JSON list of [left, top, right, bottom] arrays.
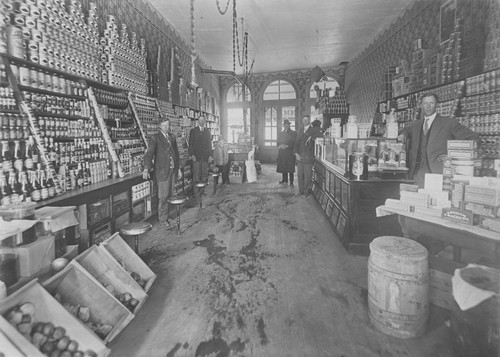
[[290, 182, 294, 186], [279, 181, 288, 184]]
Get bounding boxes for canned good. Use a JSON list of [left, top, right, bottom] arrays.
[[7, 25, 25, 58]]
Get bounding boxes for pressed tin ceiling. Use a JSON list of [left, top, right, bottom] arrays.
[[147, 0, 417, 75]]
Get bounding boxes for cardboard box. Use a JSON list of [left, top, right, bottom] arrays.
[[430, 269, 454, 310], [447, 140, 478, 150], [442, 208, 479, 225], [464, 202, 500, 218], [0, 236, 55, 278]]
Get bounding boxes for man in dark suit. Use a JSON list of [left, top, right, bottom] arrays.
[[277, 119, 297, 185], [143, 119, 180, 227], [189, 115, 213, 188], [294, 115, 323, 197], [398, 92, 477, 187]]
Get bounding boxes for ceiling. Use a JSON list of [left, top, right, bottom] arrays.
[[148, 0, 417, 75]]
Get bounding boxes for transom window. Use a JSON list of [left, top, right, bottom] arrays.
[[226, 82, 251, 103], [264, 80, 296, 100]]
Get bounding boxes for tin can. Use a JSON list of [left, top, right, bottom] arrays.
[[349, 153, 368, 180], [7, 25, 25, 58]]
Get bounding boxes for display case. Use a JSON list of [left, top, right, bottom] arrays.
[[316, 136, 408, 179], [313, 136, 410, 255]]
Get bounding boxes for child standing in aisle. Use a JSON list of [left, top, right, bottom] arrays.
[[213, 138, 230, 185]]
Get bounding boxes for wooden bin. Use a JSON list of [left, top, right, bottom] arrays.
[[0, 280, 109, 357], [0, 315, 43, 357], [101, 233, 157, 292], [73, 245, 148, 314], [43, 263, 134, 343]]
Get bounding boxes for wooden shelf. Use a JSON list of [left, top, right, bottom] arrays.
[[18, 85, 86, 100], [33, 112, 89, 120]]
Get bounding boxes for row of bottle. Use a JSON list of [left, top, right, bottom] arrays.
[[37, 117, 101, 138], [466, 69, 500, 96], [0, 167, 57, 205], [99, 104, 131, 121], [0, 136, 109, 175], [118, 151, 143, 176], [13, 64, 86, 96], [43, 137, 110, 170], [24, 92, 91, 117], [109, 126, 141, 139], [93, 88, 128, 107], [461, 91, 500, 116], [0, 87, 17, 111], [0, 113, 30, 141]]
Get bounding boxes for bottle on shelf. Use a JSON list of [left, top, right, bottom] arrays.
[[19, 171, 32, 202], [0, 171, 11, 206], [30, 170, 41, 202], [1, 141, 12, 173], [39, 168, 49, 201], [8, 170, 20, 203]]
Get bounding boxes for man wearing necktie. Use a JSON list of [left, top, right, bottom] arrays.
[[189, 116, 213, 189], [294, 114, 323, 197], [143, 119, 181, 227], [398, 92, 476, 187]]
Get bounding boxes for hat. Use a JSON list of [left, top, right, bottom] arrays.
[[283, 119, 290, 125]]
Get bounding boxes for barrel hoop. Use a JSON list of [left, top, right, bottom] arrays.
[[369, 262, 429, 282]]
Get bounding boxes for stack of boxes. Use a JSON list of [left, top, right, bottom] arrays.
[[392, 59, 411, 98], [483, 0, 500, 71], [441, 18, 463, 84], [381, 65, 397, 102], [410, 39, 438, 92]]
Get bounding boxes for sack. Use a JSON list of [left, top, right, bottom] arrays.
[[245, 160, 257, 183]]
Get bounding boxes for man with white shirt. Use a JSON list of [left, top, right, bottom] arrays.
[[398, 92, 476, 187]]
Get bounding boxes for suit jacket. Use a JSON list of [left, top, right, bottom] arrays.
[[188, 127, 212, 161], [277, 128, 297, 172], [143, 131, 179, 181], [402, 115, 477, 178], [294, 126, 323, 164]]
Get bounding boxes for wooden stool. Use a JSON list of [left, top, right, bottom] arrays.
[[211, 173, 219, 194], [120, 221, 152, 255], [194, 182, 207, 208], [167, 195, 188, 234]]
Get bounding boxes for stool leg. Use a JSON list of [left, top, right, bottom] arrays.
[[199, 192, 203, 209], [134, 235, 139, 254], [213, 177, 217, 194], [176, 205, 181, 235]]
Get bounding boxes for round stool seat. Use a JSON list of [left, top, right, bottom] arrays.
[[194, 182, 207, 188], [211, 173, 219, 177], [168, 196, 188, 205], [120, 222, 152, 236]]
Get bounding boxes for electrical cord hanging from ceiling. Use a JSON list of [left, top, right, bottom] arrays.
[[190, 0, 198, 88], [232, 0, 247, 72]]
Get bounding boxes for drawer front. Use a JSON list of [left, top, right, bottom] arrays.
[[90, 219, 112, 246], [112, 190, 130, 214], [88, 197, 111, 226], [132, 199, 146, 222], [113, 210, 130, 231]]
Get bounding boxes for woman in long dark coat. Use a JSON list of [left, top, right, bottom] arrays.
[[277, 119, 297, 184]]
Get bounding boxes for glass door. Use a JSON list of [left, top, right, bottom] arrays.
[[264, 105, 296, 147]]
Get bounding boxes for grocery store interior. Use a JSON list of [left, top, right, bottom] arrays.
[[0, 0, 499, 357]]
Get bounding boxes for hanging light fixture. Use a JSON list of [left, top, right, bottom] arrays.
[[190, 0, 198, 89]]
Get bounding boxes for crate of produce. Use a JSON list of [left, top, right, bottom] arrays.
[[100, 233, 157, 292], [43, 263, 134, 343], [0, 315, 43, 357], [0, 280, 109, 357], [72, 245, 148, 314]]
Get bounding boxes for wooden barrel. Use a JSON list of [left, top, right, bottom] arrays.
[[368, 236, 429, 338]]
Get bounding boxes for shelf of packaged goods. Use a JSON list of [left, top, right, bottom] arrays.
[[111, 137, 142, 142], [52, 136, 102, 142], [86, 79, 127, 94], [18, 85, 86, 100], [463, 88, 500, 97], [1, 52, 85, 83], [33, 112, 90, 120], [0, 108, 20, 114], [95, 100, 129, 109]]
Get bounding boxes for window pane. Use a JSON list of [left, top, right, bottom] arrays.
[[280, 81, 296, 100], [264, 81, 279, 100], [227, 108, 251, 144], [282, 106, 296, 130]]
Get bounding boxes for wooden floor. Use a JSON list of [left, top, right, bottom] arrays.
[[109, 164, 454, 357]]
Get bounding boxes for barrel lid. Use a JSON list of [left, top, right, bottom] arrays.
[[370, 236, 427, 257]]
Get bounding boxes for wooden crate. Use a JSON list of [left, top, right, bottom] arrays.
[[101, 233, 157, 292], [43, 263, 134, 344], [73, 245, 148, 314], [0, 315, 43, 357], [0, 280, 109, 356]]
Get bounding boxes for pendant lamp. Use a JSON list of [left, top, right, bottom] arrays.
[[310, 65, 325, 82]]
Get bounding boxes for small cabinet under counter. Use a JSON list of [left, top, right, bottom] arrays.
[[313, 136, 411, 255]]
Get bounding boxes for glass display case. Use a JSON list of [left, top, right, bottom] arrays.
[[316, 136, 408, 179]]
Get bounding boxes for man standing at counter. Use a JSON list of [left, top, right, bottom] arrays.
[[143, 118, 180, 227], [398, 92, 477, 187], [294, 115, 323, 197]]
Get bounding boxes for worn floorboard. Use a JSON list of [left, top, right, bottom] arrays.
[[109, 164, 453, 357]]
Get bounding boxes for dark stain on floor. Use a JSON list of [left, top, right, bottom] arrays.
[[166, 342, 182, 357], [195, 321, 246, 357], [194, 234, 227, 267], [256, 317, 269, 345], [320, 285, 350, 307]]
